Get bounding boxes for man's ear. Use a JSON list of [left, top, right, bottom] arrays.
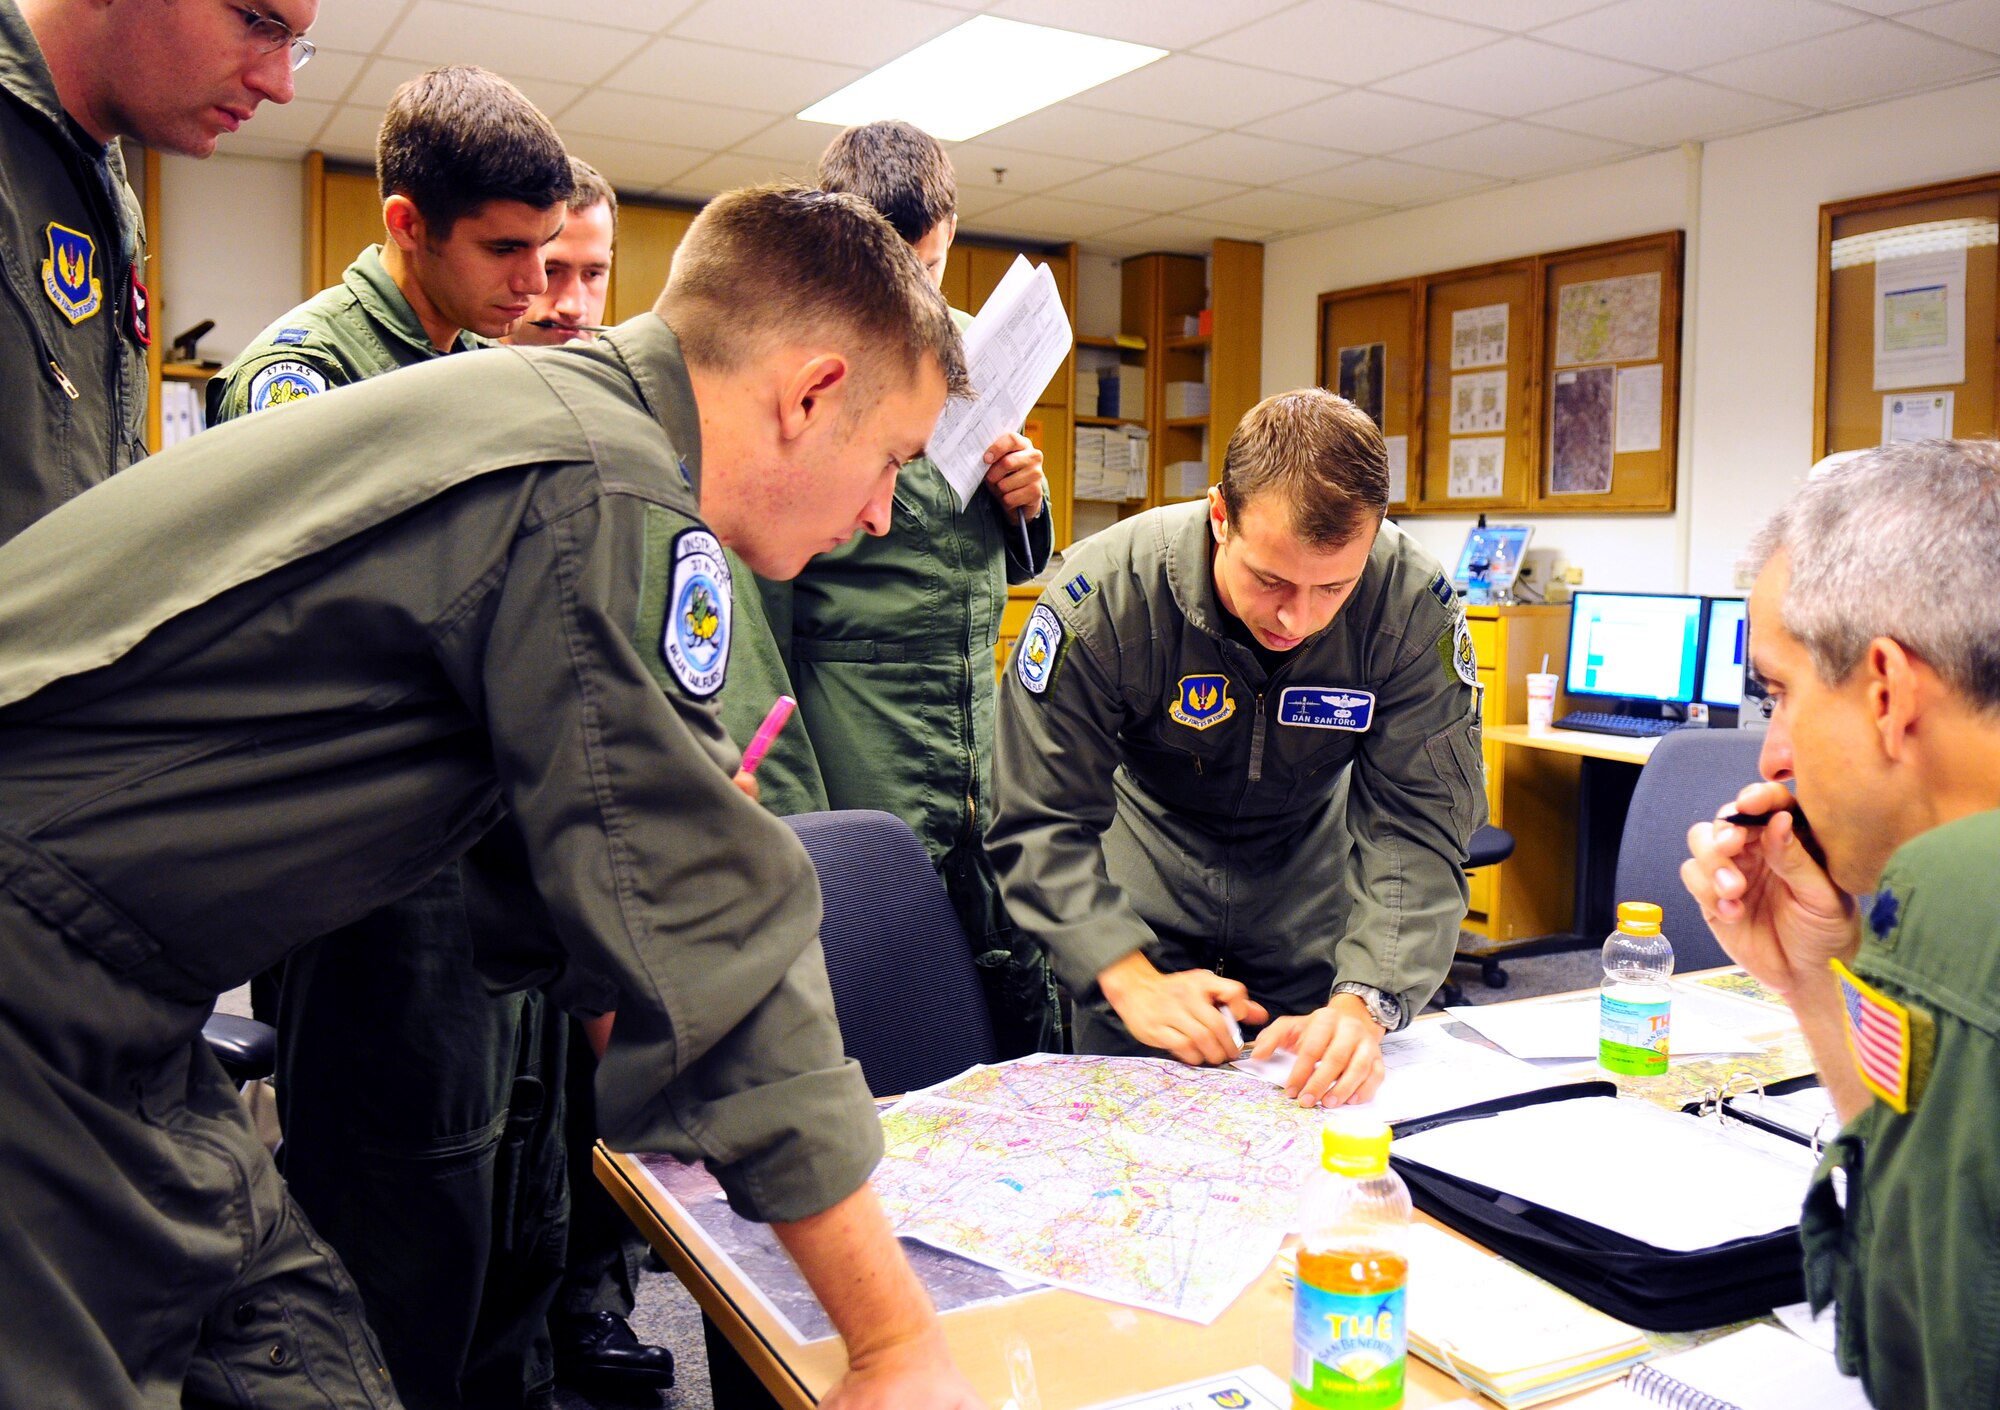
[[1870, 635, 1924, 761], [776, 353, 850, 445], [1207, 484, 1229, 543], [382, 194, 425, 253]]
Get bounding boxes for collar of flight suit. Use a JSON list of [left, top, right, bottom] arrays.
[[345, 244, 485, 361], [0, 0, 69, 136], [596, 313, 703, 496]]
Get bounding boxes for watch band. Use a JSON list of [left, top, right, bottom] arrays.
[[1333, 981, 1403, 1032]]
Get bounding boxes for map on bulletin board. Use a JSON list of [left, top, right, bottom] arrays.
[[1555, 272, 1661, 367]]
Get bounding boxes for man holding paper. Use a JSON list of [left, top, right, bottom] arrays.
[[990, 389, 1485, 1107], [1682, 440, 2000, 1409]]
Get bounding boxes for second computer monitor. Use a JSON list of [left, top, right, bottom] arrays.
[[1701, 597, 1749, 708], [1565, 591, 1703, 706]]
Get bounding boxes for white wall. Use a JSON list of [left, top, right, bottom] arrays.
[[159, 153, 304, 364], [1261, 76, 2000, 597]]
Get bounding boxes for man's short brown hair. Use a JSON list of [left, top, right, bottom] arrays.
[[1219, 389, 1388, 547], [376, 66, 572, 238], [566, 157, 617, 231], [658, 183, 969, 400], [817, 120, 956, 244]]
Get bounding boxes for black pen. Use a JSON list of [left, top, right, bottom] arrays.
[[525, 319, 611, 333], [1722, 805, 1829, 871]]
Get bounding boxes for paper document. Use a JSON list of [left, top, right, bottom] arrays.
[[1081, 1366, 1289, 1409], [1393, 1096, 1817, 1251], [1730, 1083, 1834, 1143], [1568, 1323, 1867, 1409], [1445, 995, 1765, 1062], [1233, 1022, 1560, 1123], [1883, 390, 1952, 443], [929, 255, 1073, 509], [1874, 245, 1965, 391]]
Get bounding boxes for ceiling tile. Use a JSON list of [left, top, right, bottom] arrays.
[[233, 97, 336, 145], [950, 187, 1021, 220], [1533, 74, 1805, 146], [314, 103, 390, 158], [1395, 120, 1636, 177], [559, 90, 772, 148], [216, 133, 317, 162], [967, 193, 1153, 240], [1897, 0, 2000, 54], [1093, 212, 1270, 254], [382, 2, 640, 84], [468, 0, 691, 31], [1070, 56, 1338, 128], [347, 58, 582, 117], [1375, 0, 1617, 25], [659, 149, 823, 196], [1137, 131, 1353, 184], [1281, 156, 1497, 205], [1182, 187, 1383, 232], [987, 0, 1301, 50], [301, 0, 409, 54], [1193, 0, 1496, 86], [1535, 0, 1864, 72], [941, 143, 1111, 196], [670, 0, 964, 68], [1825, 0, 1936, 12], [980, 105, 1210, 164], [1242, 88, 1490, 152], [731, 118, 846, 164], [289, 49, 368, 106], [602, 37, 862, 113], [1376, 37, 1657, 116], [1046, 165, 1247, 213], [1694, 21, 1995, 107]]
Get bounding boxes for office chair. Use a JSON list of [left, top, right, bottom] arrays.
[[783, 809, 1000, 1098], [1611, 729, 1769, 972], [1438, 824, 1518, 1006], [203, 1012, 277, 1085]]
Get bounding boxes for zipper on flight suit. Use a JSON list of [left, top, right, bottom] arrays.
[[1246, 692, 1267, 783], [0, 269, 79, 400]]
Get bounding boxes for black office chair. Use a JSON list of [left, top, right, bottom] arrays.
[[1611, 729, 1768, 972], [203, 1012, 276, 1085], [784, 809, 1000, 1098], [1437, 824, 1518, 1006]]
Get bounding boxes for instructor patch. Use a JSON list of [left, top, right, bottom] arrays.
[[662, 529, 731, 699], [1017, 603, 1064, 695], [1277, 686, 1375, 731], [249, 359, 328, 411]]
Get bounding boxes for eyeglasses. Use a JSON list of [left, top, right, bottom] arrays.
[[231, 4, 315, 71]]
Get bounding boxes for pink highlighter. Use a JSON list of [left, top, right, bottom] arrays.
[[740, 694, 797, 775]]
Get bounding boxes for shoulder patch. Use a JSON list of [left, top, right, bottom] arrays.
[[1833, 958, 1933, 1114], [272, 327, 310, 346], [1017, 603, 1065, 695], [661, 528, 732, 699], [1168, 674, 1236, 731], [1437, 615, 1479, 687], [41, 222, 101, 323], [1061, 571, 1094, 606], [1427, 571, 1456, 611], [249, 358, 329, 411]]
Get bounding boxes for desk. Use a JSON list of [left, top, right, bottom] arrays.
[[1487, 724, 1660, 945]]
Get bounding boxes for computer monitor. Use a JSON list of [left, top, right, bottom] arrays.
[[1452, 524, 1533, 595], [1701, 597, 1749, 708], [1564, 591, 1702, 706]]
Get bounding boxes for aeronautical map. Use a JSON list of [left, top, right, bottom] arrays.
[[1554, 272, 1661, 367], [869, 1056, 1322, 1323]]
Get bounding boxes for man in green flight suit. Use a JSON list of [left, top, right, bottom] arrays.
[[1, 0, 313, 544], [1682, 440, 2000, 1409], [208, 67, 580, 1410], [990, 389, 1486, 1107], [727, 120, 1056, 1052], [0, 184, 986, 1410]]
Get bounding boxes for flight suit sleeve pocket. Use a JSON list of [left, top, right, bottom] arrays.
[[1424, 715, 1487, 847]]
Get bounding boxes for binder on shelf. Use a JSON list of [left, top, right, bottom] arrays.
[[1164, 380, 1209, 418]]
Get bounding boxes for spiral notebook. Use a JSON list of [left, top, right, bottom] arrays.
[[1571, 1323, 1868, 1409]]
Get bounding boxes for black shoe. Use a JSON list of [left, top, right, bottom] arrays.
[[552, 1312, 676, 1395]]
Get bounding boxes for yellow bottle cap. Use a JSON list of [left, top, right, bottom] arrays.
[[1321, 1114, 1393, 1177], [1617, 901, 1663, 935]]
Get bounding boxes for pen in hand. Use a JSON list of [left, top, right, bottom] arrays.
[[739, 695, 796, 776], [1722, 802, 1828, 872]]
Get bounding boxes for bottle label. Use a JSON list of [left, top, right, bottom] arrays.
[[1600, 991, 1670, 1075], [1292, 1284, 1406, 1409]]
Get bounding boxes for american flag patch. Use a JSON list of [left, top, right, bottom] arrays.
[[1834, 958, 1912, 1113]]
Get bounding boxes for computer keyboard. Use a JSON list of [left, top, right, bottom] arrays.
[[1553, 711, 1698, 738]]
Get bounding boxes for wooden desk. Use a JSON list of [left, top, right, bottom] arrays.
[[1485, 724, 1660, 766]]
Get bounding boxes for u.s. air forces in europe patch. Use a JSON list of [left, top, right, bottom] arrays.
[[663, 529, 731, 699], [1169, 674, 1235, 730], [42, 222, 101, 323]]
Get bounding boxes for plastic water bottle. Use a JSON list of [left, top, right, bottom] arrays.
[[1599, 901, 1674, 1094], [1292, 1113, 1411, 1409]]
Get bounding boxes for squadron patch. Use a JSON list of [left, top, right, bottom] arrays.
[[662, 529, 731, 699], [41, 222, 101, 323], [1017, 604, 1065, 695], [1438, 616, 1479, 687], [1277, 686, 1374, 731], [249, 359, 328, 411], [1169, 674, 1235, 731]]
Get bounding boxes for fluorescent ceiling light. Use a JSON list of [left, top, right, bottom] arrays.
[[798, 17, 1166, 142]]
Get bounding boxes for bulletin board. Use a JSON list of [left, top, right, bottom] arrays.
[[1317, 278, 1421, 512], [1533, 231, 1682, 513], [1816, 172, 2000, 459], [1418, 259, 1537, 511]]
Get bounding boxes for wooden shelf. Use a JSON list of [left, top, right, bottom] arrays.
[[1075, 333, 1144, 351], [162, 361, 219, 382], [1163, 415, 1208, 428], [1075, 414, 1142, 428], [1165, 333, 1211, 349]]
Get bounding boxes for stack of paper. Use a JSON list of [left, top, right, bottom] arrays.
[[1443, 994, 1767, 1062], [1407, 1225, 1651, 1407], [1164, 380, 1209, 418], [1568, 1323, 1867, 1408], [1074, 425, 1148, 501], [1231, 1022, 1560, 1125], [1163, 459, 1209, 499], [1098, 364, 1146, 418]]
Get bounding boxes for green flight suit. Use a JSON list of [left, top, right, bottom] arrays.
[[0, 316, 880, 1410], [720, 547, 829, 819], [729, 306, 1057, 1052], [989, 501, 1485, 1051], [1802, 809, 2000, 1409], [207, 248, 562, 1410], [0, 0, 150, 546]]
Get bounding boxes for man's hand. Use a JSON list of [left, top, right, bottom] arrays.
[[1097, 952, 1267, 1066], [732, 768, 760, 804], [981, 430, 1045, 520], [1249, 994, 1387, 1107], [821, 1325, 987, 1410], [1681, 781, 1858, 999]]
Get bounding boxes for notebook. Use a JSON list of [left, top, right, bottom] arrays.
[[1569, 1323, 1869, 1409]]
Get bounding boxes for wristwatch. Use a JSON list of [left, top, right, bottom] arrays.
[[1332, 981, 1403, 1033]]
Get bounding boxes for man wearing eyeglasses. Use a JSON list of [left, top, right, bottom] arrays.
[[0, 0, 313, 547]]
